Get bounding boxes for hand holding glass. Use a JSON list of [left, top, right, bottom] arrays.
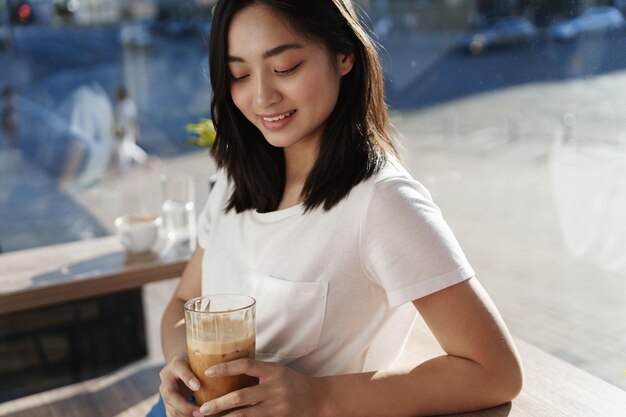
[[184, 295, 257, 405]]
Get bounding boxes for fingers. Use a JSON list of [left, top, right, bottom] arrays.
[[199, 386, 264, 416], [164, 400, 200, 417], [170, 356, 201, 391], [160, 384, 199, 417], [158, 358, 202, 417], [205, 358, 273, 380]]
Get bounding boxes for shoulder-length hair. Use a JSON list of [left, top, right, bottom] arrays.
[[209, 0, 399, 213]]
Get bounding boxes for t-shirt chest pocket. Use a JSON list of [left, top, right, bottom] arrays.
[[253, 275, 328, 360]]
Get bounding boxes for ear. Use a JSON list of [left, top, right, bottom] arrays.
[[337, 52, 355, 76]]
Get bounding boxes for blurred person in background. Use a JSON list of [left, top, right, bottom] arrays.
[[59, 83, 114, 189], [113, 85, 150, 172]]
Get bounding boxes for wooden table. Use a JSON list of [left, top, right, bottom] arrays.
[[1, 237, 625, 416], [0, 235, 189, 404], [0, 321, 624, 417], [0, 235, 188, 315]]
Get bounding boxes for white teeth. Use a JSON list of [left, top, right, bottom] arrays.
[[263, 111, 294, 122]]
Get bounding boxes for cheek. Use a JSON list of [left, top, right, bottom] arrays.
[[230, 85, 250, 116], [296, 66, 341, 103]]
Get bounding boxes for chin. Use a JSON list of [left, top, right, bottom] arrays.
[[265, 139, 296, 149], [260, 132, 297, 149]]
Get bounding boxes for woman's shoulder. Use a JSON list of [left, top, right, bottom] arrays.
[[365, 157, 433, 204], [373, 156, 412, 182]]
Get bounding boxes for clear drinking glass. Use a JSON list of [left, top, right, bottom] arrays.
[[184, 295, 257, 405], [160, 173, 196, 248]]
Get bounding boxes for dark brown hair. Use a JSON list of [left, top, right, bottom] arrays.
[[209, 0, 399, 213]]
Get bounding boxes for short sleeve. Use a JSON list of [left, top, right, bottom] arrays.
[[360, 177, 474, 307], [197, 170, 228, 250]]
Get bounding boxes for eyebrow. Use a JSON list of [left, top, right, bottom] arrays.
[[227, 43, 304, 63]]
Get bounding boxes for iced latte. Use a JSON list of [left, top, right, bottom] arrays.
[[184, 295, 257, 405]]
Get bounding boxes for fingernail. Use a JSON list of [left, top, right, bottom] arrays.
[[189, 379, 200, 390], [200, 402, 212, 414], [205, 367, 217, 377]]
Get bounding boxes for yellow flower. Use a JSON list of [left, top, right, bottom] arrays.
[[185, 119, 216, 148]]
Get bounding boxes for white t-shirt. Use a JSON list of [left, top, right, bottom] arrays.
[[197, 159, 474, 377]]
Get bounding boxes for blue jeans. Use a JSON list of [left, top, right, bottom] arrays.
[[146, 395, 167, 417], [147, 395, 197, 417]]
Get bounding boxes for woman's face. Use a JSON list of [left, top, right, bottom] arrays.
[[227, 4, 354, 151]]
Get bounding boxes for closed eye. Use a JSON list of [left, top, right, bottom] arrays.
[[275, 62, 303, 76], [230, 74, 249, 82]]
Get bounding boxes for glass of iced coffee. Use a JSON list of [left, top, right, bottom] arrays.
[[184, 294, 257, 406]]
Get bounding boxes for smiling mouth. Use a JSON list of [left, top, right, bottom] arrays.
[[261, 110, 296, 122]]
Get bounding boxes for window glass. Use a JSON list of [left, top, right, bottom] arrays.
[[1, 0, 624, 393], [0, 0, 213, 252], [363, 0, 626, 391]]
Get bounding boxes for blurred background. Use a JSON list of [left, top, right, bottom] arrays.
[[1, 0, 625, 399]]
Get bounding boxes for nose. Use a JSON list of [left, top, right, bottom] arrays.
[[254, 74, 281, 108]]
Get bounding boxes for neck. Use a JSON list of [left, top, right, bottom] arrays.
[[283, 139, 319, 185], [277, 139, 319, 210]]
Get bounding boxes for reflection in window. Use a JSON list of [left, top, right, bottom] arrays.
[[0, 0, 625, 393], [363, 0, 626, 392], [0, 0, 213, 252]]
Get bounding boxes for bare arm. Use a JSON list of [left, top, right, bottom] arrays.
[[318, 277, 523, 417], [161, 246, 203, 361]]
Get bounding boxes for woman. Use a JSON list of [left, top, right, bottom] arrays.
[[152, 1, 523, 416]]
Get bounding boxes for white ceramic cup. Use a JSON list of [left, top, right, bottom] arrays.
[[114, 214, 162, 253]]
